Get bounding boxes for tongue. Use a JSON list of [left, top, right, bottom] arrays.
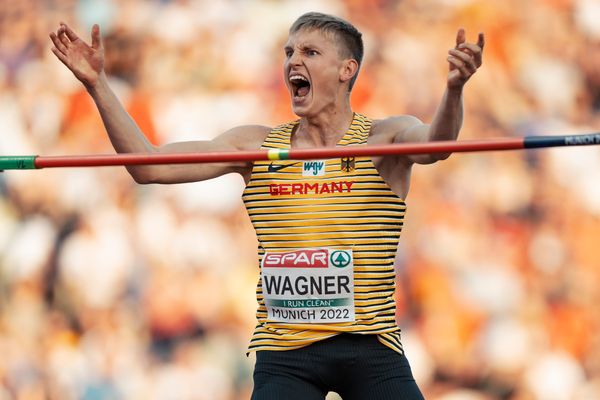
[[297, 86, 310, 97]]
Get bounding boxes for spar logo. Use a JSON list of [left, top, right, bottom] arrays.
[[262, 249, 329, 268], [330, 250, 351, 268], [262, 249, 352, 269]]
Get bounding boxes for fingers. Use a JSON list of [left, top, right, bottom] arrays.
[[447, 57, 473, 79], [50, 22, 98, 57], [48, 23, 80, 65], [457, 42, 483, 67], [91, 24, 102, 50], [49, 32, 67, 55], [447, 29, 485, 86], [477, 32, 485, 50], [452, 30, 485, 69], [60, 22, 80, 42], [49, 25, 73, 57], [50, 46, 70, 67], [448, 49, 477, 74], [447, 60, 472, 80], [455, 28, 465, 48], [51, 24, 73, 52]]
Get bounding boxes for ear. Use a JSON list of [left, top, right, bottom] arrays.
[[339, 59, 359, 85]]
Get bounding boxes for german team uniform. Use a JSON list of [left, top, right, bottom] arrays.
[[242, 113, 407, 354]]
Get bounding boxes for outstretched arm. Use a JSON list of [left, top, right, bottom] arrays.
[[49, 23, 266, 184], [395, 29, 485, 164]]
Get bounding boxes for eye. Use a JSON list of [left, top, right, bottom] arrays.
[[307, 49, 318, 56], [284, 49, 293, 58]]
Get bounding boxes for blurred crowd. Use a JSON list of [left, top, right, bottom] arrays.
[[1, 0, 599, 399]]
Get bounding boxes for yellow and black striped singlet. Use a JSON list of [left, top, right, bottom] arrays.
[[242, 113, 406, 354]]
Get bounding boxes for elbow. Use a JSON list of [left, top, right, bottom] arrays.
[[131, 174, 152, 185], [436, 152, 452, 161], [127, 167, 157, 185]]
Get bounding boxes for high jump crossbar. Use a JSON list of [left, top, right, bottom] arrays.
[[0, 133, 599, 170]]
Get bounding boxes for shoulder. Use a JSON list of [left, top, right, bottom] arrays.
[[218, 124, 272, 150], [223, 124, 272, 137], [371, 115, 423, 136], [369, 115, 424, 143]]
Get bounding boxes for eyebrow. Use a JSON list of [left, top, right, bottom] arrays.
[[283, 43, 323, 52]]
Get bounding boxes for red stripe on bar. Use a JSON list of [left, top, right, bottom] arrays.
[[33, 138, 525, 169]]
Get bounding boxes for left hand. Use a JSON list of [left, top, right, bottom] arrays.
[[49, 23, 105, 89], [447, 29, 484, 89]]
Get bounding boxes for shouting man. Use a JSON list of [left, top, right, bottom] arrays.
[[50, 11, 484, 400]]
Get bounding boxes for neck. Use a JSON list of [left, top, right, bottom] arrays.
[[295, 99, 354, 147]]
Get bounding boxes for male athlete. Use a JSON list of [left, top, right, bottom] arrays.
[[50, 12, 484, 400]]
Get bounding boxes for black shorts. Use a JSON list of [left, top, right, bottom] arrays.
[[251, 333, 424, 400]]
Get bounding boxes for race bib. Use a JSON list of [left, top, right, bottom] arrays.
[[261, 248, 355, 323]]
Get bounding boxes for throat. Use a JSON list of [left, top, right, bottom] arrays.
[[292, 112, 355, 148]]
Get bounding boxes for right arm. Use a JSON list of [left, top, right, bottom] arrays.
[[49, 23, 268, 184]]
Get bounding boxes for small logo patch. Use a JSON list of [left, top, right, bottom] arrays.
[[268, 162, 300, 173], [302, 161, 326, 176], [263, 249, 329, 268], [340, 157, 355, 172], [330, 250, 352, 268]]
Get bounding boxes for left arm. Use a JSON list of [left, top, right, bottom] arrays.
[[398, 29, 485, 164]]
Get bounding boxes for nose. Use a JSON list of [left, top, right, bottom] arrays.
[[288, 50, 302, 67]]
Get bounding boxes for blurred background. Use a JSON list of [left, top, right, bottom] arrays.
[[1, 0, 599, 399]]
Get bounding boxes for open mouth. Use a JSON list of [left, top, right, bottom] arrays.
[[289, 74, 311, 99]]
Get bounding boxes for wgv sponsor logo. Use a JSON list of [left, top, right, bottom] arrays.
[[302, 161, 325, 176]]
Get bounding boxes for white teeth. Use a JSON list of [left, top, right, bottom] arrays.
[[289, 74, 308, 82]]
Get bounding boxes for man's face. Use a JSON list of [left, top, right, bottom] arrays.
[[283, 28, 348, 117]]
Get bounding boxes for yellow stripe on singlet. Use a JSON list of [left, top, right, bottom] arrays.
[[241, 113, 406, 354]]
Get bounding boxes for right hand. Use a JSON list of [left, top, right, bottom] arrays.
[[446, 28, 484, 90], [50, 23, 104, 89]]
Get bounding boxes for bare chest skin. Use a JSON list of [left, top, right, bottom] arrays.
[[286, 119, 413, 200]]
